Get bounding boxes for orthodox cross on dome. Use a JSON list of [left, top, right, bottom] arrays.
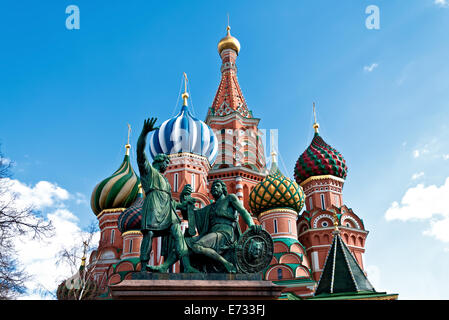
[[270, 131, 278, 164], [182, 72, 189, 106], [313, 102, 320, 134]]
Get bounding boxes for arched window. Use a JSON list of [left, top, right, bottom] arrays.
[[274, 219, 278, 234], [129, 239, 133, 253], [320, 194, 325, 209], [173, 173, 179, 192], [277, 268, 283, 280], [111, 229, 115, 244]]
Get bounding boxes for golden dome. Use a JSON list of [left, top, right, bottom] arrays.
[[217, 26, 241, 55], [249, 161, 305, 216]]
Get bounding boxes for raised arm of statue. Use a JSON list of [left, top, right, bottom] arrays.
[[137, 117, 158, 176]]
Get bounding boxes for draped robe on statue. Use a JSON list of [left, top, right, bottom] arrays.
[[137, 150, 187, 260], [183, 199, 242, 271]]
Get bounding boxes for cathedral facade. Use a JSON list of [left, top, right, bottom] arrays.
[[57, 26, 397, 300]]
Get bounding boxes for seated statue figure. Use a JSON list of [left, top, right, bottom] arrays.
[[152, 179, 261, 273]]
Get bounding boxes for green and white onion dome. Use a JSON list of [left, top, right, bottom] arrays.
[[90, 144, 140, 216]]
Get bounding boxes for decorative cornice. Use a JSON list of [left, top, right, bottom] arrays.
[[121, 230, 142, 237], [300, 175, 345, 188], [97, 208, 126, 219], [258, 208, 298, 219]]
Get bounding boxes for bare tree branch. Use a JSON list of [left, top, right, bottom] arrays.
[[0, 146, 55, 299]]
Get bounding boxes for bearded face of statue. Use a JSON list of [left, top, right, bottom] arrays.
[[210, 181, 224, 200]]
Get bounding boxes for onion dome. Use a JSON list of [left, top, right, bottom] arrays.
[[294, 106, 348, 184], [149, 74, 219, 165], [56, 251, 99, 300], [90, 144, 140, 216], [249, 153, 305, 216], [218, 25, 241, 55], [117, 184, 144, 233]]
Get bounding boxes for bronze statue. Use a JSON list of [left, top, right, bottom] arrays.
[[136, 118, 198, 273], [150, 179, 272, 274], [184, 180, 262, 273]]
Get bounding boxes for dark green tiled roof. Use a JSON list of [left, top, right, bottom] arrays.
[[315, 231, 376, 296]]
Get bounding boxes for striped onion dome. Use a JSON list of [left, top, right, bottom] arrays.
[[149, 103, 219, 165], [117, 186, 144, 233], [294, 132, 347, 184], [90, 145, 140, 216], [249, 159, 305, 216]]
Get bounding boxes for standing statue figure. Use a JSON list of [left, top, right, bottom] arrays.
[[183, 179, 262, 273], [136, 117, 198, 273]]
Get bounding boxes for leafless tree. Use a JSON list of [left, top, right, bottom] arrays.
[[0, 146, 55, 299], [55, 221, 100, 300]]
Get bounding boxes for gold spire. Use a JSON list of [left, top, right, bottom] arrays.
[[313, 102, 320, 134], [125, 124, 131, 155], [81, 241, 88, 267], [182, 72, 189, 106]]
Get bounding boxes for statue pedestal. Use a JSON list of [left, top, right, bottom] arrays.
[[109, 272, 285, 300]]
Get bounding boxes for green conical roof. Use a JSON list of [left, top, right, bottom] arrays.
[[315, 231, 376, 296]]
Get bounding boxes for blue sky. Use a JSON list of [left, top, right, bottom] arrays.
[[1, 1, 449, 299]]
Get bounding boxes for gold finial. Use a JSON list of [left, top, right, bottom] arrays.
[[138, 183, 143, 194], [333, 212, 339, 232], [182, 72, 189, 106], [217, 19, 241, 55], [81, 241, 88, 267], [125, 124, 131, 155], [312, 102, 320, 133]]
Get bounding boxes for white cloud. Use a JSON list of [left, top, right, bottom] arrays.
[[0, 178, 99, 299], [412, 147, 429, 158], [443, 154, 449, 160], [364, 63, 379, 73], [74, 192, 88, 205], [15, 209, 100, 300], [1, 178, 69, 212], [435, 0, 449, 8], [423, 217, 449, 242], [411, 172, 425, 180], [385, 177, 449, 243]]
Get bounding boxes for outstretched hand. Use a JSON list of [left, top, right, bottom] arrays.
[[250, 224, 262, 234], [142, 117, 159, 134]]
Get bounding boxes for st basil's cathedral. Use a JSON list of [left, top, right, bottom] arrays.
[[57, 25, 398, 301]]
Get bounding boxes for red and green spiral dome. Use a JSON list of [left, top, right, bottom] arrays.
[[294, 132, 348, 184]]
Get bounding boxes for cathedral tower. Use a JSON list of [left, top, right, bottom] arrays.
[[294, 105, 368, 282], [206, 25, 267, 227]]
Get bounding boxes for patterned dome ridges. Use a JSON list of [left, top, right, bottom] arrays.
[[90, 151, 140, 216], [249, 161, 305, 216], [149, 105, 219, 165], [117, 192, 143, 233], [294, 132, 347, 184]]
